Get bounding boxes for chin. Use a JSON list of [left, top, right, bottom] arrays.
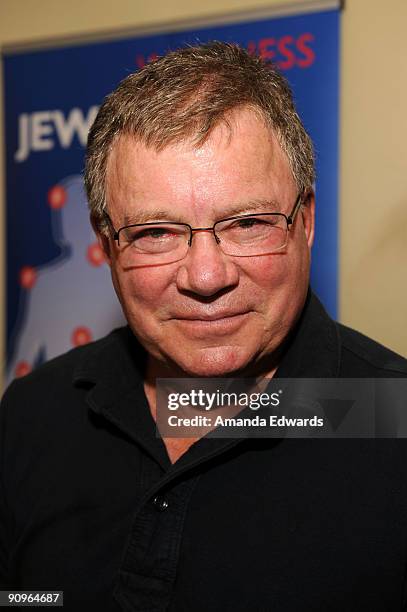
[[170, 346, 251, 378]]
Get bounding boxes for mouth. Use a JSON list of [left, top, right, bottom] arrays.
[[171, 311, 251, 336]]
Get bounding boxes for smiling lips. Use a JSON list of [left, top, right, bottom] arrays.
[[173, 310, 249, 321], [171, 311, 251, 336]]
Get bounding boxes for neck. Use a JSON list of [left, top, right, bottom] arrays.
[[144, 359, 200, 464], [143, 348, 282, 428]]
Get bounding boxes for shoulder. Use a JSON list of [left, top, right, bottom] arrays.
[[0, 327, 134, 468], [337, 323, 407, 377], [1, 326, 129, 409]]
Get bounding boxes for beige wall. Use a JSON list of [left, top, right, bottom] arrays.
[[340, 0, 407, 356], [0, 0, 406, 365]]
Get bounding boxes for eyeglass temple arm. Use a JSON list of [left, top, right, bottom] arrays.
[[103, 211, 120, 241], [287, 191, 306, 227]]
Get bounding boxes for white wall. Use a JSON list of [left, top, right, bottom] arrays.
[[0, 0, 406, 367]]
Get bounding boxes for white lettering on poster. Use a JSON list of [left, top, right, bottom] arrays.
[[14, 106, 99, 162]]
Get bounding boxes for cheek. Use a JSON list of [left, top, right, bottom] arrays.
[[239, 253, 287, 291], [114, 264, 173, 313], [240, 244, 309, 318]]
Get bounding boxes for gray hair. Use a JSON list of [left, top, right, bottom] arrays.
[[84, 41, 315, 230]]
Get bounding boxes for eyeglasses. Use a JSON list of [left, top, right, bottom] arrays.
[[104, 192, 303, 266]]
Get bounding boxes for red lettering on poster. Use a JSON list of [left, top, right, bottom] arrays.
[[136, 54, 146, 69], [277, 35, 296, 70], [135, 37, 315, 72], [135, 52, 159, 69], [296, 33, 315, 68], [248, 33, 315, 70], [258, 38, 277, 62], [247, 40, 257, 56]]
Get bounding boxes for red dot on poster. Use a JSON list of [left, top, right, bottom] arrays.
[[48, 185, 67, 209], [87, 242, 105, 267], [71, 326, 92, 347], [19, 265, 37, 289], [15, 361, 31, 378]]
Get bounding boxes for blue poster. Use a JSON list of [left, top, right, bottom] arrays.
[[3, 6, 340, 380]]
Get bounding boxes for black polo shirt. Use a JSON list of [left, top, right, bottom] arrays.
[[1, 292, 407, 611]]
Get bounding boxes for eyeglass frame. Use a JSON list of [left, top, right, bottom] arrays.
[[103, 191, 305, 255]]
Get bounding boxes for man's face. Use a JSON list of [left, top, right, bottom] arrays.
[[102, 108, 314, 377]]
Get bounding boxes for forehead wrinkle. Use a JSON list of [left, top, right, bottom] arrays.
[[121, 198, 283, 227]]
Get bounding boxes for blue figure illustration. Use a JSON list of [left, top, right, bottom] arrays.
[[7, 175, 125, 382]]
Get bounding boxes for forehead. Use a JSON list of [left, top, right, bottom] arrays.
[[105, 108, 296, 223]]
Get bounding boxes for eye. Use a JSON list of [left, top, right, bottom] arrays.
[[119, 224, 188, 254], [225, 216, 279, 233], [124, 226, 181, 244], [232, 217, 267, 229], [134, 227, 175, 240]]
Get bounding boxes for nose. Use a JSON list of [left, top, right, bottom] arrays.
[[176, 230, 239, 297]]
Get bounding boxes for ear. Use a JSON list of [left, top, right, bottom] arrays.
[[301, 190, 315, 249], [90, 214, 112, 265]]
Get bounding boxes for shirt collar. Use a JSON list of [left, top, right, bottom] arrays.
[[274, 290, 341, 378]]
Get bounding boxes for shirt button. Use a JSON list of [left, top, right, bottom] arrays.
[[152, 495, 169, 512]]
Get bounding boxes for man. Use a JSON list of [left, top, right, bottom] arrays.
[[1, 42, 406, 611]]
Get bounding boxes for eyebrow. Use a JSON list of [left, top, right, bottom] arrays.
[[122, 209, 185, 225], [121, 199, 282, 226]]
